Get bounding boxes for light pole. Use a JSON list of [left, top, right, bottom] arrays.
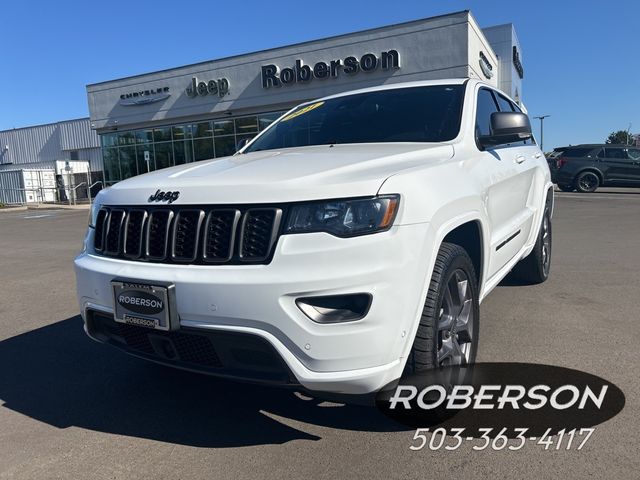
[[534, 115, 550, 152]]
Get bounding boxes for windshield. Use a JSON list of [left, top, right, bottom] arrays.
[[244, 85, 464, 153]]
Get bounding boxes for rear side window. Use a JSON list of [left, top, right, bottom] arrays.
[[604, 148, 627, 159], [563, 148, 597, 157], [628, 149, 640, 160], [475, 89, 499, 138]]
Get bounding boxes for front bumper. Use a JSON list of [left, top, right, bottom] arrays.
[[75, 223, 433, 394]]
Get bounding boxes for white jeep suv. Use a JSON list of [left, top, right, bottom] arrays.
[[75, 79, 553, 396]]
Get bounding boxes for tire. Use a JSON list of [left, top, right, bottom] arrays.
[[575, 171, 600, 193], [405, 243, 480, 374], [511, 195, 552, 284], [558, 184, 574, 192]]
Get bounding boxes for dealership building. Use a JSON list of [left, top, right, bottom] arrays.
[[0, 118, 102, 204], [1, 11, 525, 194]]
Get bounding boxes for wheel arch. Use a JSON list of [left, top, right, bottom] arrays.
[[402, 220, 484, 373], [575, 167, 604, 185], [441, 219, 484, 289], [546, 184, 555, 217], [396, 212, 488, 366]]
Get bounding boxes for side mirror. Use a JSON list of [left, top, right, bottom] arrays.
[[478, 112, 533, 148]]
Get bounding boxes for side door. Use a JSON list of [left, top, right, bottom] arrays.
[[601, 147, 637, 183], [627, 148, 640, 182], [475, 88, 535, 279]]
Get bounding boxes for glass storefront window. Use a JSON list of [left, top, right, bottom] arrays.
[[194, 138, 214, 161], [172, 124, 192, 140], [118, 131, 136, 146], [155, 142, 173, 170], [103, 147, 120, 183], [153, 126, 172, 142], [174, 140, 193, 165], [102, 133, 118, 147], [194, 121, 213, 138], [119, 146, 137, 179], [136, 144, 153, 173], [235, 116, 258, 133], [214, 136, 236, 158], [135, 129, 154, 144], [213, 119, 234, 136], [100, 110, 286, 184]]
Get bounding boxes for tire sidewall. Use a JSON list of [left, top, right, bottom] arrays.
[[428, 252, 480, 367], [531, 196, 553, 281], [540, 197, 552, 279], [575, 171, 600, 193]]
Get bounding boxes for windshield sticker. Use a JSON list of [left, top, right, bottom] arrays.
[[281, 101, 325, 122]]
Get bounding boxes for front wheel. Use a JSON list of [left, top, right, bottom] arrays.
[[405, 243, 479, 374]]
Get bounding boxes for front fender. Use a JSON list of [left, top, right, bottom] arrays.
[[378, 167, 490, 364]]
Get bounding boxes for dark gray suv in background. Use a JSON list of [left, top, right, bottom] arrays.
[[552, 144, 640, 192]]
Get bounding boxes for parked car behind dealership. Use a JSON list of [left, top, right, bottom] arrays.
[[554, 144, 640, 192]]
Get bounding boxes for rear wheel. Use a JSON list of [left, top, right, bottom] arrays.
[[405, 243, 479, 373], [575, 171, 600, 193], [511, 196, 552, 284]]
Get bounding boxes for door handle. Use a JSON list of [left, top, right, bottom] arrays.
[[515, 155, 526, 164]]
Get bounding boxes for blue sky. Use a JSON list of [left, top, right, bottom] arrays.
[[0, 0, 638, 150]]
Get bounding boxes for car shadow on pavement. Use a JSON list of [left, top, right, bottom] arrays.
[[0, 316, 405, 448], [497, 270, 530, 287]]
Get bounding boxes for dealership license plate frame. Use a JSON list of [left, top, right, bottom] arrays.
[[111, 279, 179, 331]]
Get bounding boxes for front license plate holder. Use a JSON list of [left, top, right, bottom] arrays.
[[111, 279, 179, 331]]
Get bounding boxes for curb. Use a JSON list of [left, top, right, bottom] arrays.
[[27, 204, 90, 211], [0, 206, 28, 213]]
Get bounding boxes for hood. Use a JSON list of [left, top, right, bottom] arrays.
[[99, 143, 454, 205]]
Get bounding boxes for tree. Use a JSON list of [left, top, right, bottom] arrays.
[[606, 130, 631, 145]]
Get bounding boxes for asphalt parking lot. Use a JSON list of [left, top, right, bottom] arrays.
[[0, 191, 639, 479]]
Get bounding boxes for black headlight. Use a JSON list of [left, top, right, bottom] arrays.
[[284, 195, 399, 237]]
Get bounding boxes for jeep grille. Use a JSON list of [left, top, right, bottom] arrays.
[[93, 205, 282, 265]]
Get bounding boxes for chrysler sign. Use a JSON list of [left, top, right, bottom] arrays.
[[119, 87, 170, 106]]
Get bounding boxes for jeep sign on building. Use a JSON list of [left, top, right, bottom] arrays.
[[86, 10, 524, 185]]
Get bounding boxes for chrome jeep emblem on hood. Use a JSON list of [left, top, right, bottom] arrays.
[[148, 189, 180, 203]]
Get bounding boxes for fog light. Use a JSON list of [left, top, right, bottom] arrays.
[[296, 294, 372, 323]]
